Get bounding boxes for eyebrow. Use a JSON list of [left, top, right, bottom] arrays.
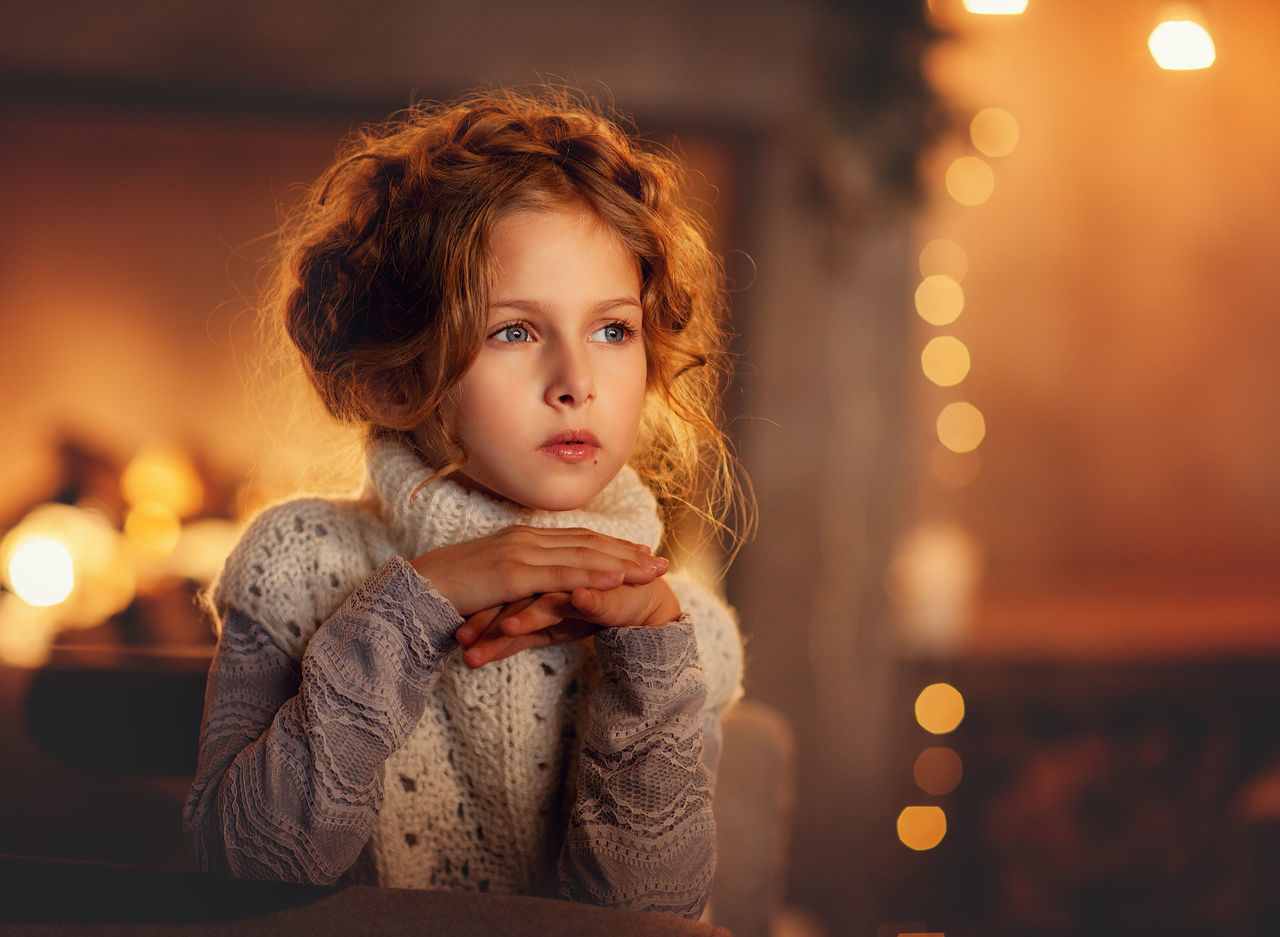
[[488, 298, 641, 315]]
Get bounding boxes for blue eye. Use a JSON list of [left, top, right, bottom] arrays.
[[590, 323, 633, 344], [494, 323, 532, 343]]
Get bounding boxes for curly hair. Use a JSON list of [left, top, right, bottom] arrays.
[[271, 86, 751, 553]]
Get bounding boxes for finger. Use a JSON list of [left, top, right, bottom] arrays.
[[505, 526, 654, 563], [463, 630, 552, 668], [456, 606, 502, 647], [517, 546, 666, 582], [499, 593, 574, 637]]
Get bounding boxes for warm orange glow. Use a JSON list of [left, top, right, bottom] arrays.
[[1149, 16, 1216, 70], [937, 401, 986, 453], [125, 501, 183, 557], [121, 444, 204, 518], [915, 682, 965, 734], [946, 156, 995, 206], [914, 746, 964, 795], [0, 594, 60, 668], [167, 518, 242, 583], [970, 107, 1020, 157], [963, 0, 1027, 13], [921, 336, 971, 387], [915, 275, 965, 326], [897, 806, 948, 851], [5, 536, 74, 607], [919, 237, 968, 282]]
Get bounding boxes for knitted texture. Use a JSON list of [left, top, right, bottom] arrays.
[[185, 437, 742, 916]]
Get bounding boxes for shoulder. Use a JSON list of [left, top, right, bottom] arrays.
[[212, 498, 378, 659], [666, 573, 743, 714]]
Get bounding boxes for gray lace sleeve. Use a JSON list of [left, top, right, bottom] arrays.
[[182, 555, 460, 885], [558, 618, 716, 918]]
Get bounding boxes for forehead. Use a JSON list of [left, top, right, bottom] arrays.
[[487, 204, 641, 297]]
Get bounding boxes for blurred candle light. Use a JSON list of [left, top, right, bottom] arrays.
[[970, 107, 1020, 157], [937, 401, 986, 453], [916, 682, 966, 734], [919, 238, 969, 282], [5, 537, 75, 607], [946, 156, 995, 206], [122, 444, 204, 518], [915, 275, 965, 326], [922, 336, 972, 387], [897, 805, 948, 851], [963, 0, 1028, 13], [1149, 11, 1216, 70]]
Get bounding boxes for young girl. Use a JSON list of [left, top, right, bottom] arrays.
[[182, 88, 747, 921]]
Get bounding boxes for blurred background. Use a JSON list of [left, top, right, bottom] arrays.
[[1, 1, 1278, 935]]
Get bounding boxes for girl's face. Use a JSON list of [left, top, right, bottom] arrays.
[[434, 203, 648, 511]]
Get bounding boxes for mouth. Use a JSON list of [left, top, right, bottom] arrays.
[[539, 429, 601, 463]]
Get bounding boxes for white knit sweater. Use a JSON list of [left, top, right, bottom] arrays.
[[185, 437, 743, 910]]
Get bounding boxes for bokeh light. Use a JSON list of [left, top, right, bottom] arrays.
[[914, 746, 964, 795], [914, 275, 965, 326], [946, 156, 995, 206], [1149, 18, 1216, 70], [915, 682, 965, 734], [122, 444, 204, 518], [919, 238, 969, 282], [6, 537, 75, 607], [897, 805, 948, 851], [125, 501, 183, 557], [937, 401, 986, 453], [921, 336, 972, 387], [963, 0, 1028, 13], [970, 107, 1020, 157]]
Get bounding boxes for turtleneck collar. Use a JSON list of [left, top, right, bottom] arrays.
[[364, 437, 664, 560]]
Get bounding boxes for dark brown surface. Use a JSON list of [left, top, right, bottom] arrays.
[[0, 855, 731, 936]]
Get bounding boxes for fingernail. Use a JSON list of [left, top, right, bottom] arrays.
[[650, 557, 668, 573]]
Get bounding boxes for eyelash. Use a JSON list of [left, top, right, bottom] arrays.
[[488, 319, 639, 344]]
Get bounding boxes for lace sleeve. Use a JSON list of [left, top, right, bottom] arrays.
[[182, 555, 460, 884], [558, 618, 715, 918]]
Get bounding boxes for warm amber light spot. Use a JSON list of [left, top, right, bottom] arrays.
[[919, 238, 968, 282], [963, 0, 1027, 12], [6, 537, 75, 607], [970, 108, 1020, 157], [915, 682, 965, 734], [914, 275, 965, 326], [125, 501, 183, 557], [914, 747, 964, 795], [921, 336, 971, 387], [1149, 18, 1216, 70], [897, 806, 948, 851], [936, 402, 986, 453], [946, 157, 995, 206], [122, 444, 204, 518]]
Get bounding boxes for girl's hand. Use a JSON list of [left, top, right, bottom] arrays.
[[456, 579, 682, 668], [411, 525, 664, 618]]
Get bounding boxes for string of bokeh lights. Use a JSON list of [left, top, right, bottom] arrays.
[[897, 0, 1218, 858]]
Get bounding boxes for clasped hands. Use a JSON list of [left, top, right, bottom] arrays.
[[410, 526, 681, 668]]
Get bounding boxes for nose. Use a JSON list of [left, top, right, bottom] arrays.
[[544, 341, 595, 409]]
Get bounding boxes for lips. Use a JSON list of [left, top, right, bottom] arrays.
[[539, 429, 601, 463]]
